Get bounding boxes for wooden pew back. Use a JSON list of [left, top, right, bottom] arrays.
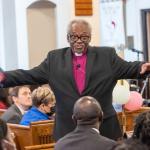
[[30, 120, 55, 144], [8, 120, 55, 150], [8, 123, 32, 150], [117, 107, 150, 132]]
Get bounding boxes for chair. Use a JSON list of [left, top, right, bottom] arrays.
[[24, 143, 55, 150]]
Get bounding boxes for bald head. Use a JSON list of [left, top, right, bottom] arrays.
[[73, 96, 103, 126]]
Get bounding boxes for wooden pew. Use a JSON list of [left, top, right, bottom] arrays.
[[30, 120, 55, 144], [8, 120, 55, 150], [8, 123, 32, 150], [24, 143, 55, 150], [0, 108, 6, 116], [117, 107, 150, 132]]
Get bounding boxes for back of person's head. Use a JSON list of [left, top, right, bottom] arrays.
[[32, 86, 55, 107], [132, 111, 150, 147], [72, 96, 103, 126], [111, 139, 148, 150], [0, 119, 7, 150]]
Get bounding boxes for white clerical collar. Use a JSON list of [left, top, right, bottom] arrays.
[[92, 128, 100, 134], [74, 52, 83, 56]]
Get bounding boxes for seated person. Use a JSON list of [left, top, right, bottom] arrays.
[[55, 96, 116, 150], [0, 118, 16, 150], [132, 110, 150, 148], [1, 86, 32, 124], [20, 86, 55, 126]]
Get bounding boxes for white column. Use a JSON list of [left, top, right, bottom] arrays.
[[0, 0, 6, 69]]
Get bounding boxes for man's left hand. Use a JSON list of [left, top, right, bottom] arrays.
[[140, 63, 150, 74]]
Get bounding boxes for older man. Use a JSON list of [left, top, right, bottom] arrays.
[[0, 19, 150, 140]]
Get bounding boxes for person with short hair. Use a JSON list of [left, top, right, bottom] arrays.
[[20, 86, 55, 125], [1, 86, 32, 124], [55, 96, 116, 150]]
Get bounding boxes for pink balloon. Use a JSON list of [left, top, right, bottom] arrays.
[[124, 91, 143, 111]]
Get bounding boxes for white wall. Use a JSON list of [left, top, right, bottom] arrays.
[[0, 0, 5, 69], [56, 0, 72, 48], [3, 0, 18, 70], [0, 0, 18, 70], [126, 0, 150, 61]]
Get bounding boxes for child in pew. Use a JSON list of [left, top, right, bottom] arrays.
[[20, 86, 56, 126], [0, 119, 16, 150]]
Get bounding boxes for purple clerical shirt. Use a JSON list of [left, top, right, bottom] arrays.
[[73, 53, 87, 94]]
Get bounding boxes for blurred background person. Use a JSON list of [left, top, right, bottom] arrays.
[[1, 86, 32, 124], [20, 86, 55, 126], [0, 88, 11, 109]]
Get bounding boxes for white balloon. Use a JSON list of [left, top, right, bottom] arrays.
[[117, 80, 129, 88], [113, 85, 130, 104]]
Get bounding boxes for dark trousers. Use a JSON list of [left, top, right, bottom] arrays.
[[100, 114, 123, 140]]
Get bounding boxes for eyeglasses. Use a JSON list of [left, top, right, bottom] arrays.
[[68, 34, 90, 43]]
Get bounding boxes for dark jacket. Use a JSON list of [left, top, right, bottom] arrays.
[[1, 104, 22, 123], [2, 46, 142, 140], [55, 125, 116, 150]]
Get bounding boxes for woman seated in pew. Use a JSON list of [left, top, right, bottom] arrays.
[[20, 86, 56, 126], [0, 119, 16, 150]]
